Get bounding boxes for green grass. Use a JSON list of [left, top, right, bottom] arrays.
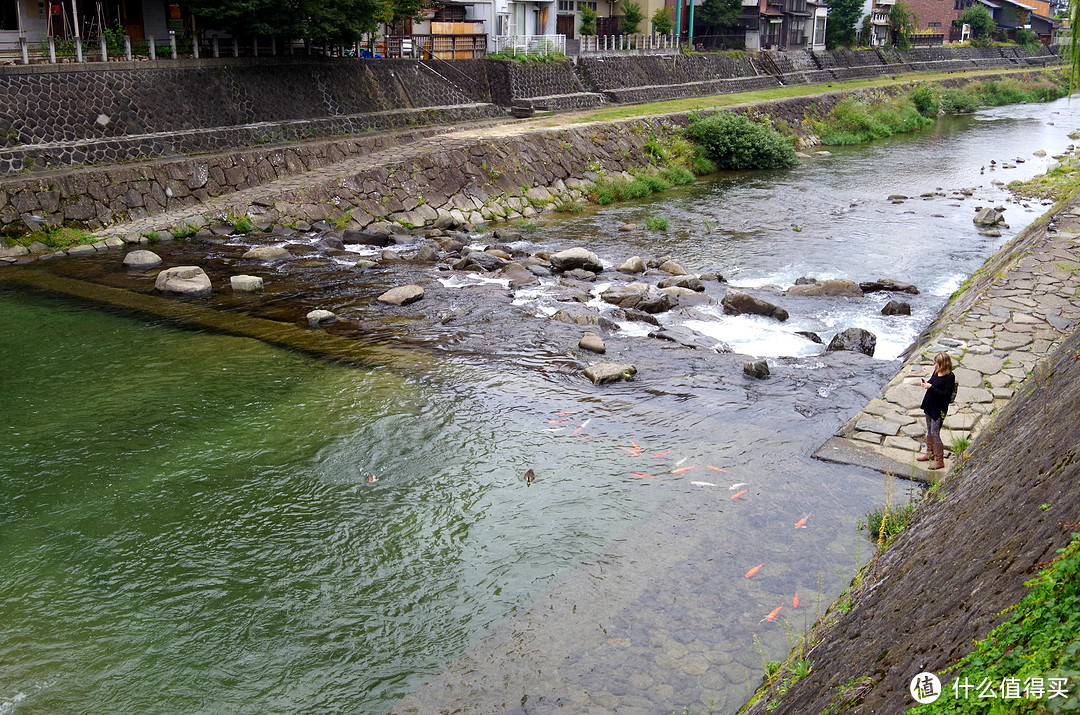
[[861, 502, 918, 544], [814, 93, 932, 145], [172, 223, 197, 239], [645, 216, 670, 231], [12, 226, 96, 249], [910, 532, 1080, 713]]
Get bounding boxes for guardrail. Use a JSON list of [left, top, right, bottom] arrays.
[[577, 33, 680, 54]]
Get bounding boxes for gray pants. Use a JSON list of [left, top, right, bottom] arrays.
[[925, 413, 944, 448]]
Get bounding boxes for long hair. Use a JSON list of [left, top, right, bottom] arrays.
[[934, 352, 953, 376]]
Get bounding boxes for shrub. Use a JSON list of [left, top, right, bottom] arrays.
[[579, 6, 597, 35], [645, 216, 670, 231], [651, 6, 673, 34], [940, 87, 979, 113], [684, 112, 798, 170], [620, 1, 644, 34], [659, 166, 696, 185], [909, 85, 940, 116], [814, 94, 931, 145], [958, 5, 995, 43]]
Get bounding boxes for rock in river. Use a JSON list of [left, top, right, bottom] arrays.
[[827, 327, 877, 356], [617, 256, 647, 274], [378, 285, 425, 306], [785, 278, 863, 297], [721, 288, 789, 321], [881, 300, 911, 316], [307, 309, 337, 325], [584, 363, 636, 385], [230, 275, 264, 293], [155, 266, 211, 297], [242, 245, 290, 260], [744, 359, 770, 379], [601, 283, 670, 313], [122, 249, 162, 269], [579, 332, 607, 353], [550, 247, 603, 274], [859, 278, 919, 294]]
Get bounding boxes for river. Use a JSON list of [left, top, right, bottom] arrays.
[[1, 96, 1078, 715]]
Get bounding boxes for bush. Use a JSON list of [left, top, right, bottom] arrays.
[[620, 1, 644, 34], [658, 166, 696, 185], [814, 94, 931, 145], [684, 112, 798, 170], [940, 87, 979, 113], [909, 85, 940, 116], [645, 216, 670, 231], [958, 5, 994, 43], [651, 6, 673, 34], [579, 6, 596, 35]]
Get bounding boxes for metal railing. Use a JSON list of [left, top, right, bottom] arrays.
[[577, 33, 680, 53], [493, 34, 566, 56]]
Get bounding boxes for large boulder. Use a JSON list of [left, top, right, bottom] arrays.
[[744, 360, 770, 379], [342, 229, 390, 246], [657, 260, 688, 276], [973, 206, 1005, 227], [122, 249, 162, 269], [658, 275, 705, 292], [154, 266, 211, 297], [455, 250, 509, 272], [242, 246, 290, 260], [650, 325, 730, 352], [785, 278, 863, 297], [552, 308, 616, 328], [501, 263, 540, 288], [617, 256, 647, 274], [579, 332, 607, 353], [881, 300, 912, 316], [583, 363, 636, 385], [859, 278, 920, 295], [230, 275, 264, 293], [722, 289, 789, 322], [377, 285, 425, 306], [600, 283, 670, 314], [827, 327, 877, 357], [550, 247, 603, 274]]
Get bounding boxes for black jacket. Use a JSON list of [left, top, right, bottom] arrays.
[[920, 371, 955, 421]]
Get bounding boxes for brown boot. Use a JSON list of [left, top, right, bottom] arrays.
[[916, 436, 933, 462], [929, 443, 945, 470]]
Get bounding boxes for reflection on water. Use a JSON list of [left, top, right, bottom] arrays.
[[0, 98, 1075, 715]]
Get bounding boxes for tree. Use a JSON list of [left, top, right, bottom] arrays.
[[620, 1, 645, 34], [889, 2, 918, 50], [579, 5, 597, 35], [697, 0, 742, 34], [178, 0, 386, 41], [958, 5, 995, 45], [824, 0, 864, 48], [651, 6, 673, 35]]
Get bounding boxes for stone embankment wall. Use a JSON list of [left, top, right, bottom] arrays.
[[0, 70, 1059, 243], [0, 47, 1060, 177]]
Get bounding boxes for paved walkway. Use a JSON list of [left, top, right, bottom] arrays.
[[816, 197, 1080, 481]]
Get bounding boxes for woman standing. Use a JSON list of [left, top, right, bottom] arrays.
[[918, 352, 956, 470]]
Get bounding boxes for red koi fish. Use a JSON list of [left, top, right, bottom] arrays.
[[572, 418, 591, 435], [731, 489, 749, 500], [671, 465, 698, 475], [556, 411, 578, 416], [745, 563, 764, 578], [630, 472, 657, 479], [795, 514, 810, 529], [792, 591, 800, 608], [618, 446, 641, 456], [652, 451, 673, 458], [706, 465, 730, 473], [763, 605, 783, 622], [547, 419, 566, 424]]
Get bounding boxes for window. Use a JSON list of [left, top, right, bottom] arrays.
[[815, 16, 826, 42], [928, 20, 941, 25], [0, 0, 18, 30], [558, 0, 573, 11], [578, 1, 597, 9]]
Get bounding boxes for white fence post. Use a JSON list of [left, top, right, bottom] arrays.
[[99, 36, 107, 61], [124, 35, 131, 60], [148, 36, 155, 60], [19, 37, 28, 64], [48, 36, 56, 63]]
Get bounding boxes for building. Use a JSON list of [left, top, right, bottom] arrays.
[[740, 0, 826, 50]]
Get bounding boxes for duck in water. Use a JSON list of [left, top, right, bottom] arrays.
[[524, 469, 535, 487]]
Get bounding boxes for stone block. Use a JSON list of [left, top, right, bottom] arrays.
[[855, 417, 901, 436]]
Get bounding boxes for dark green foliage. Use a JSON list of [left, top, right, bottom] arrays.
[[1015, 27, 1039, 51], [178, 0, 390, 42], [958, 5, 995, 45], [909, 85, 940, 115], [825, 0, 864, 48], [659, 166, 697, 184], [890, 2, 918, 51], [940, 88, 979, 113], [684, 113, 798, 170], [651, 6, 673, 35], [619, 1, 644, 34], [697, 0, 742, 33], [579, 6, 597, 35]]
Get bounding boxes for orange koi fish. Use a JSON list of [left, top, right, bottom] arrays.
[[706, 465, 730, 473], [556, 411, 578, 416], [572, 418, 591, 435], [630, 472, 657, 479], [731, 489, 749, 500], [671, 465, 698, 475], [795, 514, 810, 529], [792, 591, 800, 608], [618, 446, 642, 456], [652, 451, 673, 458], [745, 563, 764, 578], [547, 419, 566, 424], [763, 605, 783, 622]]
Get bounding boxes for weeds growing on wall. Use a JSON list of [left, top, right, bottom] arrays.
[[12, 226, 95, 249], [684, 112, 798, 170], [813, 93, 931, 145], [909, 532, 1080, 713]]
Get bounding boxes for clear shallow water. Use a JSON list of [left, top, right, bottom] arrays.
[[519, 97, 1080, 359], [1, 97, 1077, 715]]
